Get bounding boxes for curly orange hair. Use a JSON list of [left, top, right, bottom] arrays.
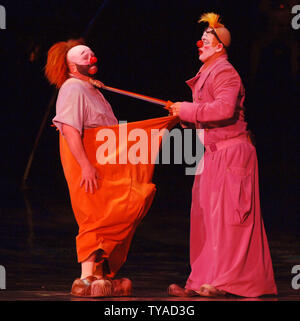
[[198, 12, 224, 29], [45, 38, 85, 89]]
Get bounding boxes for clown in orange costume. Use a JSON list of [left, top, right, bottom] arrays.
[[45, 39, 132, 297], [168, 13, 278, 297]]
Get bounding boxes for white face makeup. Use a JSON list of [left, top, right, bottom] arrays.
[[67, 45, 98, 79], [198, 29, 222, 63]]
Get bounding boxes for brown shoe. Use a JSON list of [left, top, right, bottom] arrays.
[[112, 278, 132, 297], [168, 284, 198, 297], [70, 276, 98, 297], [90, 278, 113, 297], [197, 284, 227, 297]]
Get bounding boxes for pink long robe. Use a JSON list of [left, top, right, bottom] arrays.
[[179, 54, 277, 297]]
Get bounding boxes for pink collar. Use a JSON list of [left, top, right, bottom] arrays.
[[199, 53, 228, 74]]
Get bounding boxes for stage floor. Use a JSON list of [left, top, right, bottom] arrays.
[[0, 285, 299, 301], [0, 185, 299, 302]]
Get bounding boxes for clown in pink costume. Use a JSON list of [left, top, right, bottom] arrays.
[[168, 13, 277, 298]]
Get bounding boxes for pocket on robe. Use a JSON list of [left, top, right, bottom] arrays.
[[225, 166, 253, 226]]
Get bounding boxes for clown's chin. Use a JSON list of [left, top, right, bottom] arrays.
[[199, 52, 209, 63]]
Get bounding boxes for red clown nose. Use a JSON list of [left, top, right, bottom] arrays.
[[90, 56, 98, 64], [197, 40, 203, 48]]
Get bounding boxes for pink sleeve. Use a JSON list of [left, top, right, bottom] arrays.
[[52, 83, 86, 136], [179, 68, 240, 124]]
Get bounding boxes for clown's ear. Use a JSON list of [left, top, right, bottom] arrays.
[[198, 12, 224, 29]]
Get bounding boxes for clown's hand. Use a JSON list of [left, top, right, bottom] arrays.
[[80, 162, 100, 194], [89, 78, 104, 88], [170, 102, 182, 117]]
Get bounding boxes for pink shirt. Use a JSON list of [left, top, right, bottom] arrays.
[[179, 54, 248, 145], [53, 77, 118, 136]]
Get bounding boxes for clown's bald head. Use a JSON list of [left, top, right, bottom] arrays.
[[214, 27, 231, 48], [198, 12, 231, 49], [196, 12, 231, 64]]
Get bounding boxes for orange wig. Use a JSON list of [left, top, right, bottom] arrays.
[[198, 12, 224, 29], [45, 38, 85, 89]]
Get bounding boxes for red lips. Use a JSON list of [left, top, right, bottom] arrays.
[[88, 65, 98, 75]]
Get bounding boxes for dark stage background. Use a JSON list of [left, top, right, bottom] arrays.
[[0, 0, 299, 295]]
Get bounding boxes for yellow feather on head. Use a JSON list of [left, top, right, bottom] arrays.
[[198, 12, 224, 29]]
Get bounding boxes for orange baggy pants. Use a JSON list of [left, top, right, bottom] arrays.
[[59, 116, 179, 278]]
